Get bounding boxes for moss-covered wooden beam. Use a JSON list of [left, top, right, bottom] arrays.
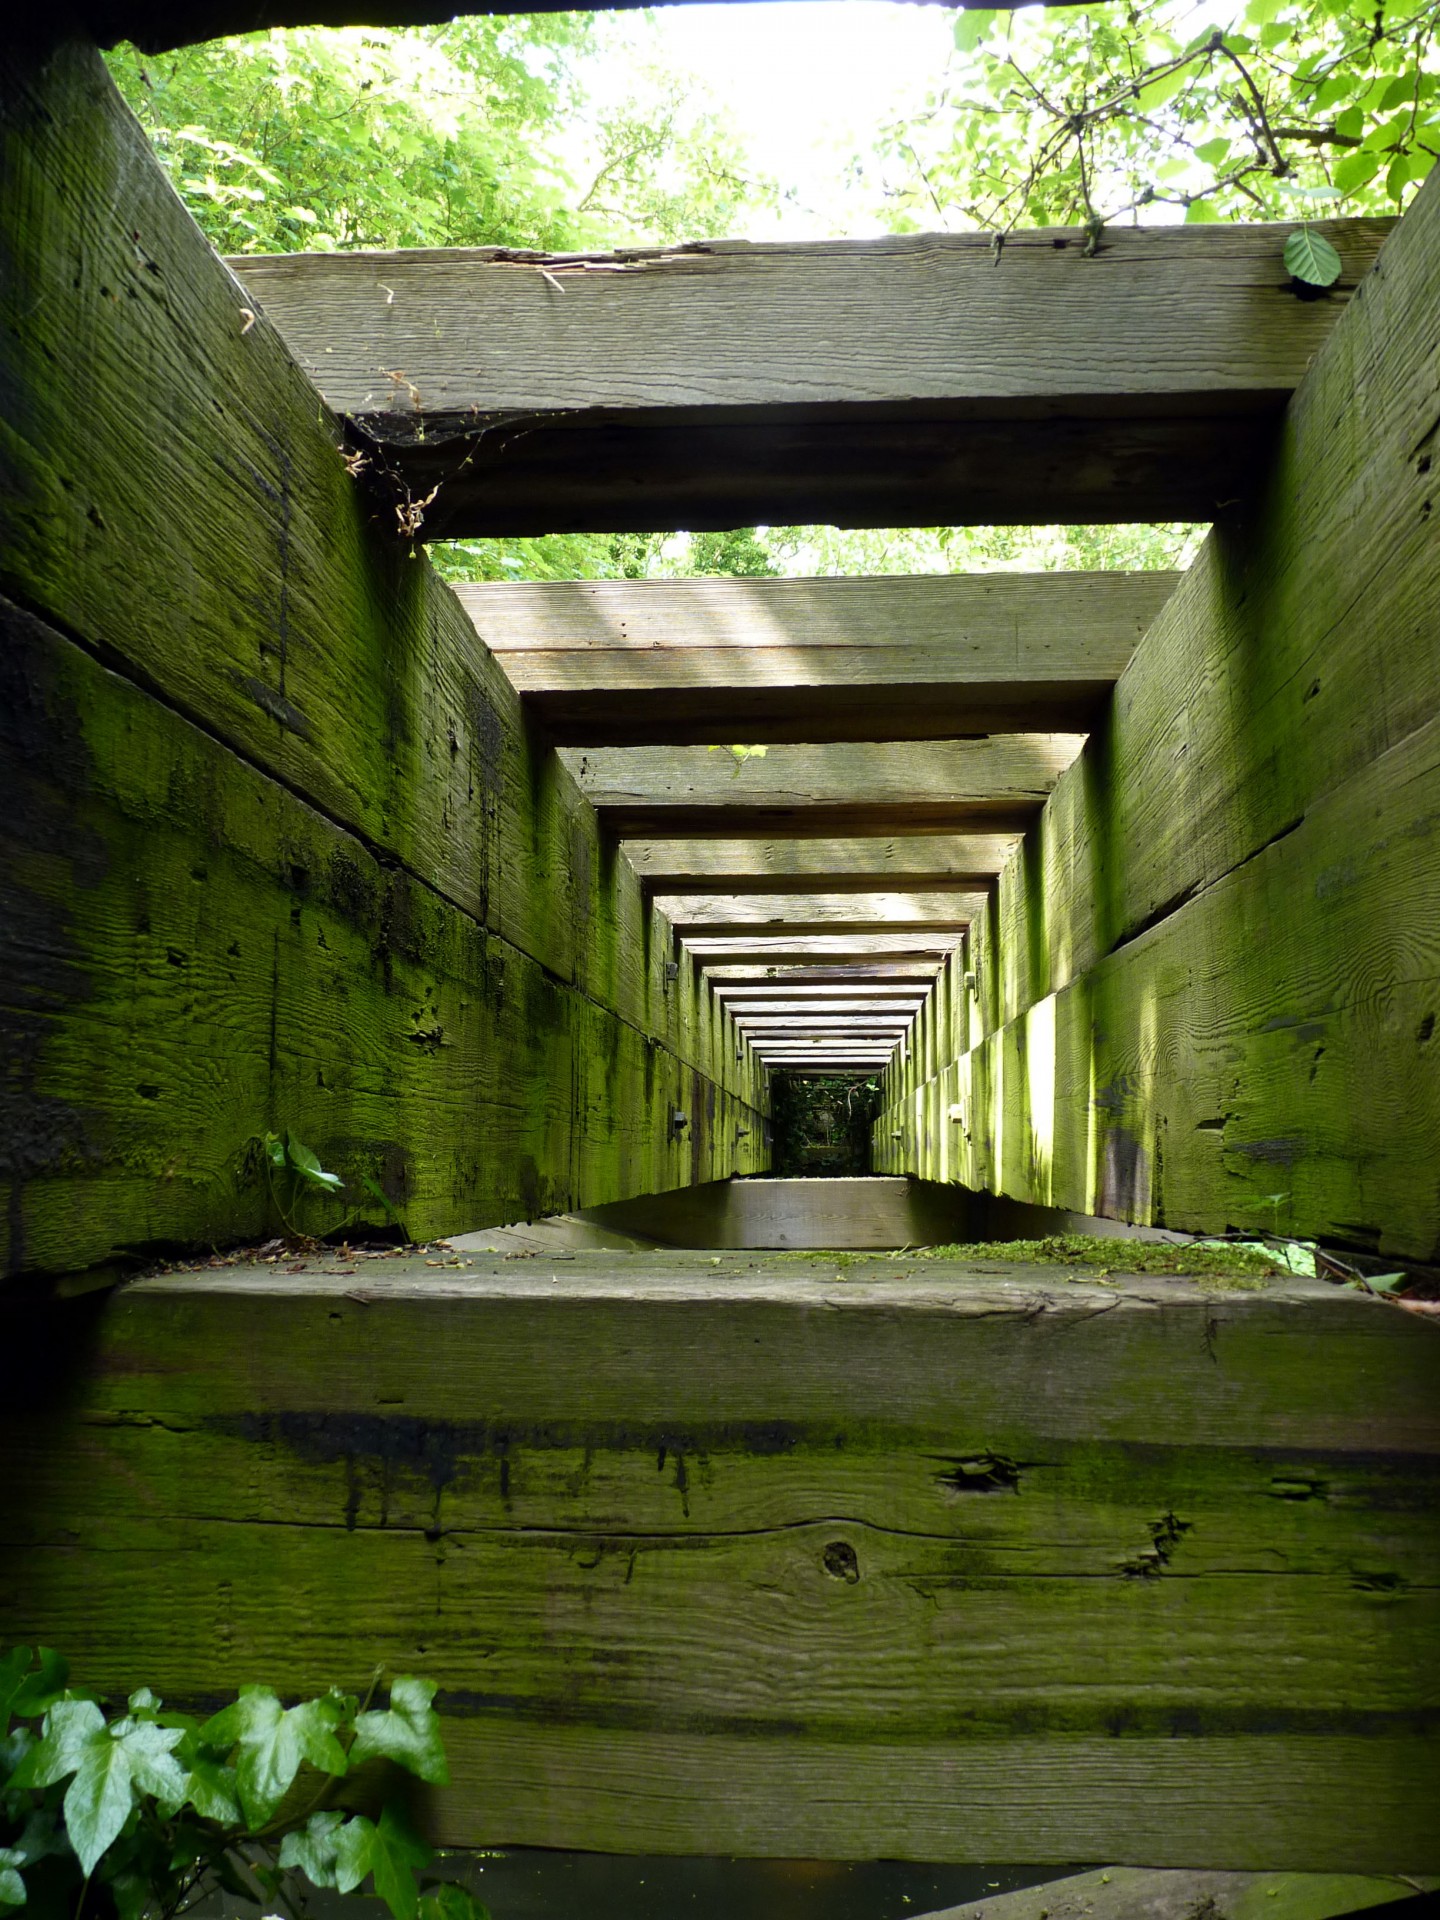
[[878, 170, 1440, 1257], [230, 224, 1391, 536], [459, 573, 1177, 745], [3, 1258, 1436, 1863], [0, 39, 764, 1283], [624, 836, 1022, 895]]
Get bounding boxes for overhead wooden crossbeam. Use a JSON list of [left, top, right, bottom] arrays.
[[560, 740, 1083, 839], [707, 965, 942, 986], [626, 835, 1020, 895], [724, 999, 928, 1017], [656, 892, 984, 936], [232, 222, 1388, 537], [461, 574, 1177, 746], [82, 0, 1089, 57], [690, 942, 959, 971]]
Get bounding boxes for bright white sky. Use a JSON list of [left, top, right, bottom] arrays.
[[590, 0, 961, 238]]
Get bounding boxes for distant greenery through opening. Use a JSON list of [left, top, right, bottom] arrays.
[[768, 1074, 883, 1178]]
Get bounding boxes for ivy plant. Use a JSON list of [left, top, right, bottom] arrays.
[[0, 1650, 488, 1920]]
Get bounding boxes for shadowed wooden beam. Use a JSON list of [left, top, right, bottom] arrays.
[[725, 999, 928, 1016], [735, 1017, 917, 1033], [706, 965, 944, 986], [689, 942, 961, 972], [561, 740, 1083, 838], [82, 0, 1092, 57], [461, 573, 1178, 745], [231, 223, 1390, 537], [657, 892, 985, 936], [624, 834, 1021, 894]]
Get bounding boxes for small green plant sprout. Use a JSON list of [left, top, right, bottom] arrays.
[[0, 1649, 488, 1920], [258, 1133, 404, 1242]]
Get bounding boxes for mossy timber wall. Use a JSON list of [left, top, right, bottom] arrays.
[[876, 165, 1440, 1264], [0, 36, 767, 1287]]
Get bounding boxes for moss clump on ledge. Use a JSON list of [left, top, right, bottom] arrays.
[[915, 1234, 1289, 1279]]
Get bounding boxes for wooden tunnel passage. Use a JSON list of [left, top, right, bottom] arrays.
[[2, 16, 1439, 1885]]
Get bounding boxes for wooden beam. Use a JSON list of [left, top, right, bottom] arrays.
[[626, 835, 1021, 894], [233, 223, 1391, 536], [11, 1259, 1432, 1863], [657, 892, 985, 935], [687, 937, 962, 968], [731, 1003, 924, 1019], [561, 740, 1083, 839], [706, 965, 943, 986], [462, 573, 1177, 745], [81, 1, 1091, 58], [919, 1867, 1435, 1920]]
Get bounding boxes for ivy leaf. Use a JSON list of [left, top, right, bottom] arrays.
[[199, 1688, 348, 1826], [2, 1650, 69, 1725], [1284, 227, 1342, 287], [419, 1885, 490, 1920], [284, 1133, 343, 1193], [18, 1712, 184, 1876], [262, 1131, 287, 1171], [953, 8, 994, 53], [278, 1809, 345, 1890], [333, 1809, 430, 1920], [181, 1755, 242, 1825], [351, 1678, 449, 1786], [0, 1849, 26, 1908], [1363, 1271, 1410, 1293]]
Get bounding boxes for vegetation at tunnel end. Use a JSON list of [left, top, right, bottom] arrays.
[[1, 1648, 488, 1920]]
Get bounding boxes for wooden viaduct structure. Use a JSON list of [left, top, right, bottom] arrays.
[[2, 2, 1439, 1887]]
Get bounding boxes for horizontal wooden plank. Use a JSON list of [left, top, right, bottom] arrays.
[[657, 892, 986, 934], [233, 225, 1390, 534], [689, 939, 963, 969], [462, 573, 1176, 744], [562, 740, 1083, 838], [707, 965, 944, 985], [624, 835, 1022, 894], [920, 1868, 1433, 1920], [4, 1259, 1436, 1864]]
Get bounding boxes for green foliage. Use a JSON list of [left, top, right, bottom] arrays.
[[0, 1651, 487, 1920], [1283, 224, 1344, 285], [869, 0, 1438, 232], [770, 1075, 883, 1178], [105, 21, 770, 258]]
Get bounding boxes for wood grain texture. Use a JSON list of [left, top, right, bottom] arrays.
[[460, 572, 1176, 744], [2, 1259, 1435, 1864], [918, 1868, 1431, 1920], [562, 740, 1084, 838], [0, 43, 764, 1280], [0, 599, 767, 1277], [655, 892, 986, 933], [231, 227, 1389, 534], [624, 836, 1022, 893], [880, 171, 1440, 1256], [877, 707, 1440, 1255]]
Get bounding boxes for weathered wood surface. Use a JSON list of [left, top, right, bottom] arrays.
[[919, 1867, 1434, 1920], [461, 573, 1176, 744], [562, 740, 1083, 838], [0, 42, 763, 1281], [232, 225, 1389, 535], [880, 169, 1440, 1257], [0, 597, 765, 1276], [688, 936, 963, 968], [656, 892, 985, 934], [877, 706, 1440, 1252], [578, 1177, 975, 1249], [78, 0, 1092, 61], [625, 835, 1022, 894], [3, 1260, 1436, 1865], [707, 964, 944, 985]]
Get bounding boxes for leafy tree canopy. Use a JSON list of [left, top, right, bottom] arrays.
[[867, 0, 1437, 235]]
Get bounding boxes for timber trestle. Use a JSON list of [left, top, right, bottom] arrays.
[[2, 11, 1438, 1883]]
